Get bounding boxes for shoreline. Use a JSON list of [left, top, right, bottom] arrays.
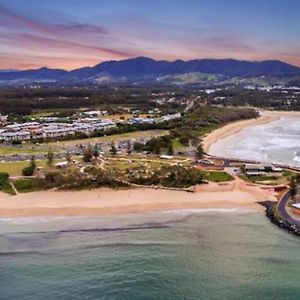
[[202, 110, 300, 154], [1, 110, 299, 219], [0, 180, 276, 218]]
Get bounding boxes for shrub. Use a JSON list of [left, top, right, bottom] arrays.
[[0, 172, 9, 185], [14, 178, 48, 193], [22, 166, 35, 176]]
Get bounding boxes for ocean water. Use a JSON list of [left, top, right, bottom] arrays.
[[0, 210, 300, 300], [210, 116, 300, 167]]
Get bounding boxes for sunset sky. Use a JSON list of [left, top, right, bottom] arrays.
[[0, 0, 299, 70]]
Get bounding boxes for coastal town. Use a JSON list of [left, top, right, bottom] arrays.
[[0, 111, 181, 142], [2, 1, 300, 298], [0, 87, 299, 236], [0, 110, 299, 235]]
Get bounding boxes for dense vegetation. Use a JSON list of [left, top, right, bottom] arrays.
[[0, 86, 186, 116], [14, 168, 129, 193], [0, 172, 15, 195], [133, 106, 259, 155], [128, 165, 204, 188], [208, 88, 300, 111]]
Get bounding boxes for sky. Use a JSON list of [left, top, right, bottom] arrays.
[[0, 0, 299, 70]]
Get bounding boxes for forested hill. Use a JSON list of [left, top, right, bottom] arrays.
[[1, 57, 300, 85]]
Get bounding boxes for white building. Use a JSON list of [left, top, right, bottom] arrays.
[[0, 131, 31, 141]]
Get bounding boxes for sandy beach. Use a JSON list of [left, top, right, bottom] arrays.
[[203, 110, 300, 154], [0, 177, 276, 217]]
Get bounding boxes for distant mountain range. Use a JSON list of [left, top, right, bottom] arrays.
[[1, 57, 300, 86]]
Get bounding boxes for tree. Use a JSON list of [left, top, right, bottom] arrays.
[[93, 146, 100, 158], [47, 150, 54, 166], [133, 142, 144, 152], [30, 156, 36, 170], [22, 156, 36, 176], [167, 143, 174, 156], [83, 145, 93, 163], [110, 143, 117, 156], [196, 144, 204, 160], [296, 173, 300, 184], [126, 141, 132, 155], [66, 150, 72, 163], [0, 172, 9, 185], [153, 143, 161, 155], [290, 176, 297, 199]]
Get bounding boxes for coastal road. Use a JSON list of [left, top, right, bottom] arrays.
[[277, 191, 300, 227]]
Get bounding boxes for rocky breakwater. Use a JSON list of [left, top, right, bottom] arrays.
[[258, 201, 300, 236]]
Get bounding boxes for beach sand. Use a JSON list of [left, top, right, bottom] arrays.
[[203, 110, 300, 154], [0, 177, 276, 218]]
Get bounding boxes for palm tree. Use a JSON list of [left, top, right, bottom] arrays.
[[47, 150, 54, 166]]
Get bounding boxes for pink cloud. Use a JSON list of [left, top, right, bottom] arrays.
[[0, 5, 109, 37]]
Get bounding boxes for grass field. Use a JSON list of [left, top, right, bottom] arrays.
[[0, 146, 49, 155], [0, 160, 63, 176], [172, 138, 189, 153], [203, 171, 234, 182], [0, 130, 169, 155], [107, 158, 166, 171], [105, 114, 150, 121], [48, 130, 169, 148]]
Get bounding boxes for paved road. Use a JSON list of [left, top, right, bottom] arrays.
[[277, 191, 300, 227]]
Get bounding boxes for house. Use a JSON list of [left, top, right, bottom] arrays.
[[82, 110, 106, 117], [0, 130, 31, 141], [160, 113, 181, 122], [93, 120, 117, 131], [243, 163, 283, 177], [128, 118, 155, 125]]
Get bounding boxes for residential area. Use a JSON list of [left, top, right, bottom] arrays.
[[0, 111, 181, 142]]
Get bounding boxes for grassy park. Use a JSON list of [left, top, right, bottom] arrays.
[[47, 129, 169, 148]]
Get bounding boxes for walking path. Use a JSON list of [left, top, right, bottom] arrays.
[[9, 182, 18, 195]]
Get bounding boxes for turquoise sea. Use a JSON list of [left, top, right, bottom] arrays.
[[1, 210, 299, 299]]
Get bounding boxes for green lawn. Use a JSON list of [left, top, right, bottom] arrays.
[[172, 138, 188, 153], [0, 160, 62, 176], [107, 158, 165, 172], [0, 146, 48, 155], [48, 130, 169, 148], [203, 171, 234, 182]]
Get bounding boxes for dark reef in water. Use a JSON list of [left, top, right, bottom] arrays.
[[258, 201, 300, 236]]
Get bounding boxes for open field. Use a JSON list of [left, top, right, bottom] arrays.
[[172, 138, 189, 153], [0, 145, 49, 155], [0, 130, 169, 156], [203, 171, 234, 182], [47, 129, 169, 148], [106, 155, 192, 171], [105, 113, 150, 121], [0, 160, 63, 176], [30, 108, 89, 117]]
